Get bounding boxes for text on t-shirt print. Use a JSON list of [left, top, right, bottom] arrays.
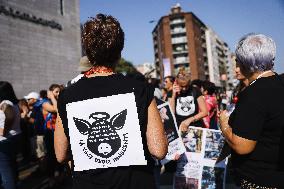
[[73, 109, 128, 163]]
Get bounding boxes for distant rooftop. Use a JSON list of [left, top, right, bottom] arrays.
[[171, 3, 182, 14]]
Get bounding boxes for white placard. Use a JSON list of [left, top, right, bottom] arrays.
[[66, 92, 147, 171]]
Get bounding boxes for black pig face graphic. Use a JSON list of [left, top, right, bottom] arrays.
[[73, 109, 127, 158], [176, 96, 195, 116]]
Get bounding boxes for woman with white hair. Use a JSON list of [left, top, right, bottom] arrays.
[[219, 34, 284, 188]]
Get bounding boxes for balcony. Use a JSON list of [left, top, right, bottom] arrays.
[[171, 37, 187, 44], [170, 19, 185, 25], [171, 28, 186, 34], [173, 50, 188, 55], [174, 57, 189, 65]]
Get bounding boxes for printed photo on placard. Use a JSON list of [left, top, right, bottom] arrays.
[[204, 130, 225, 160], [175, 154, 189, 177], [158, 102, 186, 165], [155, 97, 166, 106], [175, 177, 198, 189], [201, 166, 225, 189], [182, 127, 203, 153], [158, 104, 179, 143], [175, 154, 202, 179], [66, 92, 147, 171]]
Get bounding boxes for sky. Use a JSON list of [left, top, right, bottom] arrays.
[[80, 0, 284, 73]]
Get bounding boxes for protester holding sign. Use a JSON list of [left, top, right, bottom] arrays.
[[219, 33, 284, 189], [54, 14, 167, 189], [169, 68, 208, 188], [170, 68, 208, 131]]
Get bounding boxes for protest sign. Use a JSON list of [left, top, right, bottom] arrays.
[[175, 127, 227, 189], [157, 102, 186, 165]]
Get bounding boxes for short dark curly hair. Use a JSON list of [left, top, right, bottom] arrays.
[[82, 14, 124, 68]]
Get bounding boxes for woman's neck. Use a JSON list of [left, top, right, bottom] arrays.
[[84, 65, 115, 78], [87, 72, 115, 78], [248, 70, 274, 84]]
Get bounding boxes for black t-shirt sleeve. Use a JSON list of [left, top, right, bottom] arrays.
[[193, 87, 202, 99], [57, 90, 65, 120], [146, 83, 155, 108], [57, 89, 69, 137], [229, 95, 266, 141]]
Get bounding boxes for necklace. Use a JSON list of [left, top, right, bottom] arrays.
[[249, 70, 273, 86], [84, 66, 114, 77]]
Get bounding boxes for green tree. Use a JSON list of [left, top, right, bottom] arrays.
[[115, 58, 138, 74]]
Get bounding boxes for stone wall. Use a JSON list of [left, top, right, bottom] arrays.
[[0, 0, 81, 97]]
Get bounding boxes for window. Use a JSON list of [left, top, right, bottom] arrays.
[[60, 0, 64, 15]]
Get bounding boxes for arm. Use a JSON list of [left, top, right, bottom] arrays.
[[146, 99, 168, 160], [28, 117, 35, 124], [169, 96, 176, 115], [180, 96, 208, 132], [0, 110, 5, 136], [219, 111, 257, 155], [42, 91, 58, 113], [54, 114, 69, 163], [169, 81, 180, 115], [42, 99, 58, 113], [195, 96, 208, 121]]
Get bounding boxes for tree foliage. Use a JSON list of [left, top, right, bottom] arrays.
[[115, 58, 138, 74]]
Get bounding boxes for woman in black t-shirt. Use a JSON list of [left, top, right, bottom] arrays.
[[168, 69, 208, 187], [169, 69, 208, 131], [219, 33, 284, 188], [54, 14, 167, 189]]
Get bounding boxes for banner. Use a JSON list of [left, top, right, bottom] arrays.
[[175, 126, 227, 189], [163, 58, 172, 78], [157, 102, 186, 165]]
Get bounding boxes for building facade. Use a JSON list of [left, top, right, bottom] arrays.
[[152, 4, 207, 80], [0, 0, 81, 97], [136, 62, 157, 79], [205, 27, 235, 89]]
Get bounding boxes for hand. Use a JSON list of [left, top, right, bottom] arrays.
[[217, 110, 221, 118], [179, 118, 193, 132], [173, 153, 181, 161], [219, 110, 229, 128], [47, 91, 55, 99], [20, 109, 28, 119], [172, 80, 181, 96]]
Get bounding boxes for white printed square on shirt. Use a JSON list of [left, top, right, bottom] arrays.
[[66, 92, 147, 171]]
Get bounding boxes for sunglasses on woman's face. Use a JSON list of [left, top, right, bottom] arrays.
[[177, 73, 190, 80]]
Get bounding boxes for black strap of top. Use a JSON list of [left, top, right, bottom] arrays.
[[274, 73, 284, 88]]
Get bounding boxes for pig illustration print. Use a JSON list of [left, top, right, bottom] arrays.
[[73, 110, 127, 158], [66, 93, 147, 171], [176, 96, 195, 116]]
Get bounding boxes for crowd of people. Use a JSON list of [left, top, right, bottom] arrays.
[[0, 81, 68, 189], [1, 14, 283, 189]]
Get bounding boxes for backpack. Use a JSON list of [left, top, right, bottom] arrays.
[[33, 99, 52, 135]]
